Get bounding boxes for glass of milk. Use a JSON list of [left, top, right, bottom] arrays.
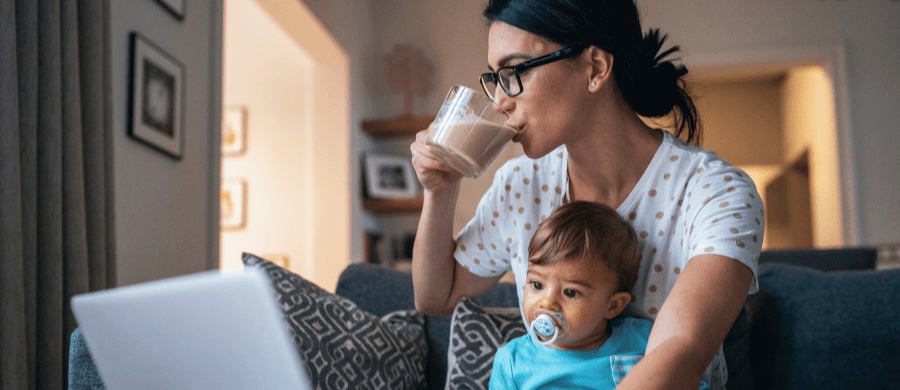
[[425, 85, 518, 179]]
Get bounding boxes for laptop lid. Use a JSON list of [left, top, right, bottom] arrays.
[[71, 268, 311, 390]]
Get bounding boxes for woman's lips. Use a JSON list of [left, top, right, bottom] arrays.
[[512, 125, 525, 142]]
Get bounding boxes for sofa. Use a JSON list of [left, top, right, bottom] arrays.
[[69, 248, 900, 389]]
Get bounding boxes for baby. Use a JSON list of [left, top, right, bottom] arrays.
[[489, 201, 708, 389]]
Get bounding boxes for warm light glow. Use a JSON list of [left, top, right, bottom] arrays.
[[781, 66, 842, 247], [221, 0, 350, 292]]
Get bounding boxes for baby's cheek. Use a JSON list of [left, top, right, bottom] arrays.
[[562, 305, 584, 327]]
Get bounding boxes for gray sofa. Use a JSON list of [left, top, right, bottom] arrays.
[[69, 248, 900, 389]]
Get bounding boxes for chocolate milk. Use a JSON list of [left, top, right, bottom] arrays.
[[425, 120, 516, 179]]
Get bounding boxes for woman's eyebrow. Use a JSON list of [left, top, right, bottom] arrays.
[[488, 52, 530, 71]]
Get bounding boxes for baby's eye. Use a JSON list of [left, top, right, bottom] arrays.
[[531, 281, 543, 290], [563, 289, 579, 298]]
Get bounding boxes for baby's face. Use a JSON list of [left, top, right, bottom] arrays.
[[523, 259, 620, 351]]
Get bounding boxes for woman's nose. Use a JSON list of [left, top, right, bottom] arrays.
[[491, 86, 514, 114]]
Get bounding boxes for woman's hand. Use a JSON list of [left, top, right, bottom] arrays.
[[410, 129, 462, 193]]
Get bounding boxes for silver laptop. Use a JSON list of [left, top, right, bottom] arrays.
[[71, 268, 312, 390]]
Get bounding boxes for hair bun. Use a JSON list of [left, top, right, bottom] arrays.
[[629, 29, 689, 118]]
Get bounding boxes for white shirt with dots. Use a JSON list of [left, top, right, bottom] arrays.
[[454, 130, 765, 389]]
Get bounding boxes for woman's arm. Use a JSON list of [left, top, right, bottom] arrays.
[[616, 254, 752, 390], [410, 130, 503, 316]]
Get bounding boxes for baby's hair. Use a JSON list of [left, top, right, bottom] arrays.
[[528, 201, 641, 294]]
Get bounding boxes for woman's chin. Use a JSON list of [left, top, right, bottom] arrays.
[[520, 142, 555, 160]]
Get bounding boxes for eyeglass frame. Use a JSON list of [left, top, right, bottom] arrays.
[[479, 45, 589, 100]]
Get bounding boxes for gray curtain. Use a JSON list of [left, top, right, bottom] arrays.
[[0, 0, 114, 388]]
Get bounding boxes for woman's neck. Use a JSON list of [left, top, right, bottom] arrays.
[[564, 102, 663, 209]]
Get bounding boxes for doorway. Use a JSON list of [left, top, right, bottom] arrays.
[[688, 57, 850, 249], [220, 0, 351, 290]]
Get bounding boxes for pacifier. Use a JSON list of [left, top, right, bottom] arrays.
[[529, 313, 560, 346]]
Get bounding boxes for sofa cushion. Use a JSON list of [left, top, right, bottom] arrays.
[[334, 263, 521, 390], [445, 298, 526, 390], [751, 262, 900, 390], [242, 253, 427, 390], [722, 285, 773, 390]]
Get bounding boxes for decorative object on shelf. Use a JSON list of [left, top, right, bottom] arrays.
[[222, 105, 247, 157], [220, 179, 247, 230], [383, 44, 435, 117], [364, 154, 419, 199], [364, 231, 416, 270], [153, 0, 184, 20], [128, 32, 185, 159]]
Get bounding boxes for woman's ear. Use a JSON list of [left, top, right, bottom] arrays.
[[605, 291, 632, 319], [587, 46, 614, 92]]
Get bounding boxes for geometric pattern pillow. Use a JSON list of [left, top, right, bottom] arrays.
[[242, 253, 427, 390], [445, 297, 526, 390]]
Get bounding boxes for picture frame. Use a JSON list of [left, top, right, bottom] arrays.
[[261, 254, 290, 269], [222, 105, 247, 157], [153, 0, 185, 20], [364, 154, 419, 199], [220, 179, 247, 230], [128, 32, 185, 159]]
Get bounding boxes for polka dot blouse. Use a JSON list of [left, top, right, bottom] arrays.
[[454, 130, 765, 321]]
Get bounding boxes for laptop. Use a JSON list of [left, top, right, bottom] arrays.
[[71, 268, 312, 390]]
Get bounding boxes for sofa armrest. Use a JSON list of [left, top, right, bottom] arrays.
[[68, 328, 105, 390]]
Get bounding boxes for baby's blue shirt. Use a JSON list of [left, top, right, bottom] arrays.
[[489, 317, 709, 390]]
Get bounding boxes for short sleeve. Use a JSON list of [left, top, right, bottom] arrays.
[[684, 163, 765, 294], [488, 344, 517, 390], [454, 164, 516, 277]]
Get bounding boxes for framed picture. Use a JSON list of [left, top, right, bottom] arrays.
[[153, 0, 185, 20], [364, 154, 419, 199], [222, 106, 247, 157], [128, 33, 185, 159], [220, 179, 247, 230], [261, 254, 290, 269]]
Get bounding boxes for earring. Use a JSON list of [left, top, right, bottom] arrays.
[[591, 82, 597, 87]]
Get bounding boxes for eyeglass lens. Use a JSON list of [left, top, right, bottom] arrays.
[[480, 68, 521, 100]]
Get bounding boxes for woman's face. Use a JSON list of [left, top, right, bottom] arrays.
[[486, 22, 590, 159]]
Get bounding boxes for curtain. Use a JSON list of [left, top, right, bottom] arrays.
[[0, 0, 114, 388]]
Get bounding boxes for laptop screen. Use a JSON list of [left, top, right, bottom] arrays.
[[72, 268, 312, 390]]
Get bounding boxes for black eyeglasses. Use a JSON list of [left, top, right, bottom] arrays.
[[480, 45, 588, 101]]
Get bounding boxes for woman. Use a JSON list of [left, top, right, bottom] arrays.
[[409, 0, 764, 389]]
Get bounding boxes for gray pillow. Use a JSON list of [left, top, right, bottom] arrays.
[[242, 253, 427, 390], [751, 262, 900, 390], [445, 297, 527, 390]]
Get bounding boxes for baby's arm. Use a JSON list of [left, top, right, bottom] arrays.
[[488, 345, 517, 390]]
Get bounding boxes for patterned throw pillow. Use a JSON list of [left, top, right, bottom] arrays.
[[242, 253, 427, 390], [445, 297, 527, 390]]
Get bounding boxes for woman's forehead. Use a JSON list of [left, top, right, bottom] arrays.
[[487, 22, 555, 66]]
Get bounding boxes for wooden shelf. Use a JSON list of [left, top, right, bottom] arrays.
[[362, 196, 424, 214], [361, 116, 435, 138]]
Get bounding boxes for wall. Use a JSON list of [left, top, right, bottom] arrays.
[[229, 0, 353, 291], [220, 0, 316, 276], [692, 76, 785, 167], [110, 0, 221, 286], [782, 66, 843, 247]]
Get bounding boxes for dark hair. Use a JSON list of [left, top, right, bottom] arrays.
[[484, 0, 701, 145], [527, 201, 641, 294]]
